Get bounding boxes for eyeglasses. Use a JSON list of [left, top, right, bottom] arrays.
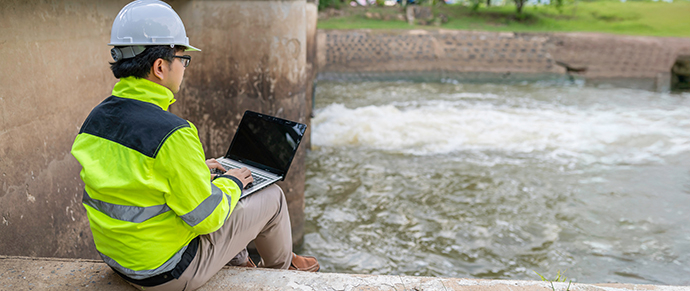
[[172, 55, 191, 67]]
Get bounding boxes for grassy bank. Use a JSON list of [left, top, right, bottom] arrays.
[[318, 0, 690, 37]]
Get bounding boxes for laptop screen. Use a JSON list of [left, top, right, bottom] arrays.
[[225, 111, 307, 179]]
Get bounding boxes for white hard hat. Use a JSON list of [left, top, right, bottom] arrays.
[[109, 0, 200, 61]]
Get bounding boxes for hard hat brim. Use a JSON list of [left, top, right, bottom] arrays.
[[107, 43, 201, 52], [184, 44, 201, 52]]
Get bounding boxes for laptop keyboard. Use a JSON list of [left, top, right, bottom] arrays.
[[251, 175, 267, 185], [211, 165, 268, 187]]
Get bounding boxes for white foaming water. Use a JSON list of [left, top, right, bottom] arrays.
[[312, 97, 690, 165]]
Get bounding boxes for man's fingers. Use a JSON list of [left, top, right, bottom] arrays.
[[212, 162, 225, 170], [233, 168, 253, 185], [205, 159, 226, 171], [221, 168, 254, 189], [241, 167, 252, 179], [224, 168, 253, 182]]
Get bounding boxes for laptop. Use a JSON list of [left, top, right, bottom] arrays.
[[212, 110, 307, 198]]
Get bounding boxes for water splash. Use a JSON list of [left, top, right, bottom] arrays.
[[306, 81, 690, 284], [312, 96, 690, 165]]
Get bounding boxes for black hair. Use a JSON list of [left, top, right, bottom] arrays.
[[109, 45, 185, 79]]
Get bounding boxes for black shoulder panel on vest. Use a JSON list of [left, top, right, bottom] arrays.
[[79, 96, 190, 158]]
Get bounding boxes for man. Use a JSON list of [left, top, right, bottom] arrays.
[[71, 1, 318, 290]]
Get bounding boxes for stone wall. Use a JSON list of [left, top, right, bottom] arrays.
[[1, 0, 312, 258], [317, 29, 690, 91]]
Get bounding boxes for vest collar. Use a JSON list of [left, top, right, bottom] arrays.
[[111, 77, 176, 111]]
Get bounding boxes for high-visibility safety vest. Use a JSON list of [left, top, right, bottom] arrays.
[[71, 77, 242, 280]]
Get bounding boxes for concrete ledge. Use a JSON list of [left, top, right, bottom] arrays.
[[1, 256, 687, 290]]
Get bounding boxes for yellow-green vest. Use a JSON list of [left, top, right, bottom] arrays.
[[71, 77, 242, 279]]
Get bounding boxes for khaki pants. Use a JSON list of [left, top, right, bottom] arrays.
[[131, 185, 293, 291]]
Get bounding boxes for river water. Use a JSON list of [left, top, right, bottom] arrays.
[[302, 80, 690, 285]]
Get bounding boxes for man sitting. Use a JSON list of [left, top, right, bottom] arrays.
[[71, 1, 319, 290]]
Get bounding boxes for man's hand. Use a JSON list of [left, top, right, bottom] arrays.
[[206, 159, 226, 179], [225, 167, 254, 189]]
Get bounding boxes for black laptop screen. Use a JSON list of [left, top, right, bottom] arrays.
[[225, 111, 306, 178]]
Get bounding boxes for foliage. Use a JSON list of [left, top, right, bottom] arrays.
[[319, 0, 342, 10], [317, 1, 690, 38], [471, 0, 482, 11], [534, 270, 572, 291], [552, 0, 565, 13]]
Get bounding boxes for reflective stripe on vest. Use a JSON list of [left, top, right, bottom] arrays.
[[82, 191, 171, 223], [83, 183, 227, 227], [99, 244, 189, 280], [180, 184, 226, 227], [83, 183, 227, 279]]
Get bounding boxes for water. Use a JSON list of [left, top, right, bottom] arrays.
[[303, 81, 690, 285]]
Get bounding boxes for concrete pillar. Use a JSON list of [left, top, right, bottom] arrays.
[[304, 0, 318, 150], [0, 0, 131, 259], [169, 0, 309, 248]]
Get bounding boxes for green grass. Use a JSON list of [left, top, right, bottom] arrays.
[[318, 0, 690, 37], [534, 270, 572, 291]]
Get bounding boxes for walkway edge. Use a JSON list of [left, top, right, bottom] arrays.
[[1, 256, 686, 290]]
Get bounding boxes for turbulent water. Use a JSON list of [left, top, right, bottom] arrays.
[[302, 81, 690, 285]]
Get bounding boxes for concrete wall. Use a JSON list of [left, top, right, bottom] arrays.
[[317, 29, 690, 91], [0, 0, 311, 258], [550, 32, 690, 91], [0, 0, 129, 259], [169, 0, 309, 247]]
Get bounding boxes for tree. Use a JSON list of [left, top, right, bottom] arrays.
[[470, 0, 481, 11], [553, 0, 564, 13], [514, 0, 526, 13]]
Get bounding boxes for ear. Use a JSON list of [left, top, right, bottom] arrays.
[[151, 58, 168, 80]]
